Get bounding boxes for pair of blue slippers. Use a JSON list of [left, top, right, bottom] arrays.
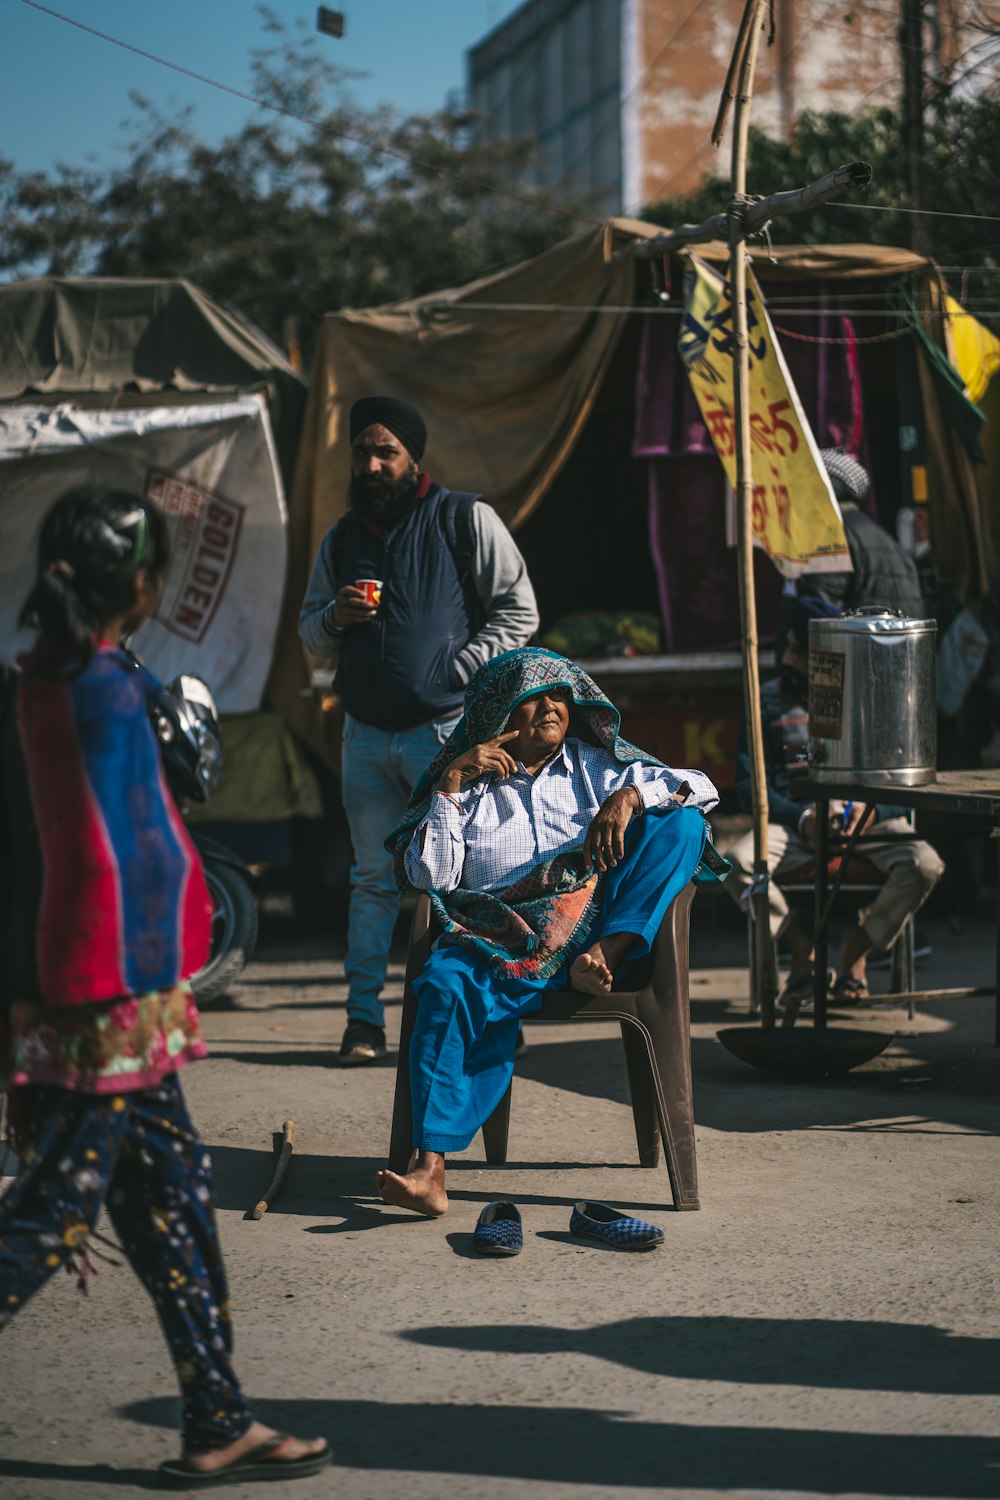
[[473, 1199, 665, 1256]]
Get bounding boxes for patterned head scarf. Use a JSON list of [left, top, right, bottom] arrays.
[[386, 647, 661, 881], [820, 447, 870, 506]]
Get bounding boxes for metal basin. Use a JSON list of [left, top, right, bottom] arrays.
[[717, 1025, 893, 1080]]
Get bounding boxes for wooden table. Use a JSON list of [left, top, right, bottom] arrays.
[[793, 772, 1000, 1043]]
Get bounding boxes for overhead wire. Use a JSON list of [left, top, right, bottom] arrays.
[[17, 0, 602, 228], [19, 0, 1000, 273]]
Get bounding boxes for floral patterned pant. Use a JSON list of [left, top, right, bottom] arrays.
[[0, 1076, 252, 1450]]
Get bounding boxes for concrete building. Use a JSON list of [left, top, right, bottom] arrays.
[[465, 0, 927, 216]]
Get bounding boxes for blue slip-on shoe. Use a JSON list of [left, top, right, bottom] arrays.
[[473, 1201, 523, 1257], [570, 1200, 664, 1251]]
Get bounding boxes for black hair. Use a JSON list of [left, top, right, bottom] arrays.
[[19, 486, 170, 669]]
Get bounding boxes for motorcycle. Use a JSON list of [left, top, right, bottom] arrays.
[[143, 666, 258, 1003]]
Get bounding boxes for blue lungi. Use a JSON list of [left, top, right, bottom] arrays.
[[410, 805, 706, 1153]]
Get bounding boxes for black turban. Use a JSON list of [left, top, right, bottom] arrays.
[[788, 596, 842, 651], [349, 396, 427, 461]]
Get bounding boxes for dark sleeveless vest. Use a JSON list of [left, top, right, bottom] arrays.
[[331, 484, 478, 730]]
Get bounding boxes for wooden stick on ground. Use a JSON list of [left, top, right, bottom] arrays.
[[251, 1119, 296, 1220]]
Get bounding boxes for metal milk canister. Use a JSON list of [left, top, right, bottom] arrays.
[[807, 608, 937, 785]]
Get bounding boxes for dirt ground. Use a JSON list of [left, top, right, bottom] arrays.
[[1, 894, 998, 1500]]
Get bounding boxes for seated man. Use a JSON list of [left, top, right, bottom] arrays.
[[377, 647, 724, 1218], [724, 598, 945, 1006]]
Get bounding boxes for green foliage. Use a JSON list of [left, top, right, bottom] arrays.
[[644, 91, 1000, 283], [0, 10, 569, 359]]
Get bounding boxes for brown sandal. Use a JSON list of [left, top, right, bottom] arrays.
[[159, 1434, 332, 1489]]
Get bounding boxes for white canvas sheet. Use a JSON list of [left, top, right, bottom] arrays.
[[0, 398, 287, 713]]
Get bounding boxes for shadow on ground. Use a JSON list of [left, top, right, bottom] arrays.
[[207, 1144, 674, 1220], [508, 1027, 999, 1138], [60, 1388, 1000, 1498], [402, 1313, 1000, 1396]]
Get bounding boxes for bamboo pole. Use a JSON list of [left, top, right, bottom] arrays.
[[728, 0, 779, 1023], [632, 13, 872, 1024]]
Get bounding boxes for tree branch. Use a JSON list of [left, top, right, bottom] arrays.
[[633, 160, 873, 258]]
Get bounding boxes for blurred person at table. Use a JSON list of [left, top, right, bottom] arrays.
[[724, 598, 944, 1008]]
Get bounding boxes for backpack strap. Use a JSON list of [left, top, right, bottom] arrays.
[[328, 512, 359, 587], [441, 491, 481, 576], [440, 490, 485, 631]]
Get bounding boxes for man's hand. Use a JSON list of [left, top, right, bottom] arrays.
[[438, 731, 520, 794], [583, 787, 643, 872], [333, 584, 378, 629], [841, 802, 875, 838]]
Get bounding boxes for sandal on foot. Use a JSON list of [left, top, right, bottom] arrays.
[[777, 969, 817, 1011], [832, 975, 870, 1005], [159, 1434, 332, 1489]]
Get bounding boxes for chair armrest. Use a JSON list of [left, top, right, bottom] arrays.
[[404, 892, 435, 987]]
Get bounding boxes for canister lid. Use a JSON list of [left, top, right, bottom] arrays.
[[807, 608, 936, 636]]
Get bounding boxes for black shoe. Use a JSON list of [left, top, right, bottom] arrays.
[[339, 1019, 386, 1065]]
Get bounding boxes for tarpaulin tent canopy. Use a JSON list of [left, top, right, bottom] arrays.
[[282, 220, 997, 767], [0, 399, 287, 714], [0, 276, 317, 821], [0, 276, 307, 487]]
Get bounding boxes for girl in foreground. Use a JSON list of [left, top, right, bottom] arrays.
[[0, 487, 329, 1489]]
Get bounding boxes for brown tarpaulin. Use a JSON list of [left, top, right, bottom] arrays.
[[271, 221, 990, 767], [269, 221, 648, 761]]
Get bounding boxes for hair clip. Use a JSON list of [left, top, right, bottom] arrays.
[[46, 559, 75, 579]]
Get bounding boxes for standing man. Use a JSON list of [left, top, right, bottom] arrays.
[[299, 397, 539, 1063]]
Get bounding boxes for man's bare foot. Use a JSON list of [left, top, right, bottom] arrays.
[[181, 1420, 327, 1474], [570, 947, 613, 995], [376, 1150, 448, 1217], [570, 932, 637, 996]]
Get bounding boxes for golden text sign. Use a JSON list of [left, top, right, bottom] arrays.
[[678, 257, 850, 577]]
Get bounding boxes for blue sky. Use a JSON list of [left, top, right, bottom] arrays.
[[4, 1, 524, 175]]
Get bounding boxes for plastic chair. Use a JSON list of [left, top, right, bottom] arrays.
[[386, 883, 700, 1211]]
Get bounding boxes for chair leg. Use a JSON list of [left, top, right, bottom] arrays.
[[481, 1084, 511, 1164], [387, 958, 426, 1173], [620, 1021, 660, 1168], [746, 913, 759, 1016], [890, 915, 916, 1019], [387, 989, 417, 1174], [650, 1016, 699, 1211]]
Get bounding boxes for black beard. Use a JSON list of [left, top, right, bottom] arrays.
[[349, 467, 419, 527], [780, 666, 809, 699]]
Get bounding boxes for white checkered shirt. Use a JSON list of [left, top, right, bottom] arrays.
[[404, 736, 718, 893]]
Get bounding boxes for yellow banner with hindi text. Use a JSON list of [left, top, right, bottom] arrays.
[[678, 257, 850, 577]]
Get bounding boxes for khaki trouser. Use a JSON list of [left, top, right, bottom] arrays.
[[724, 817, 945, 951]]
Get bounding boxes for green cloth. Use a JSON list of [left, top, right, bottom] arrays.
[[911, 322, 987, 464]]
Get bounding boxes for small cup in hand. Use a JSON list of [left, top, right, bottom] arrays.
[[355, 578, 383, 607]]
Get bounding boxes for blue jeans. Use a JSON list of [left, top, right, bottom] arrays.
[[409, 806, 706, 1153], [340, 711, 461, 1028]]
